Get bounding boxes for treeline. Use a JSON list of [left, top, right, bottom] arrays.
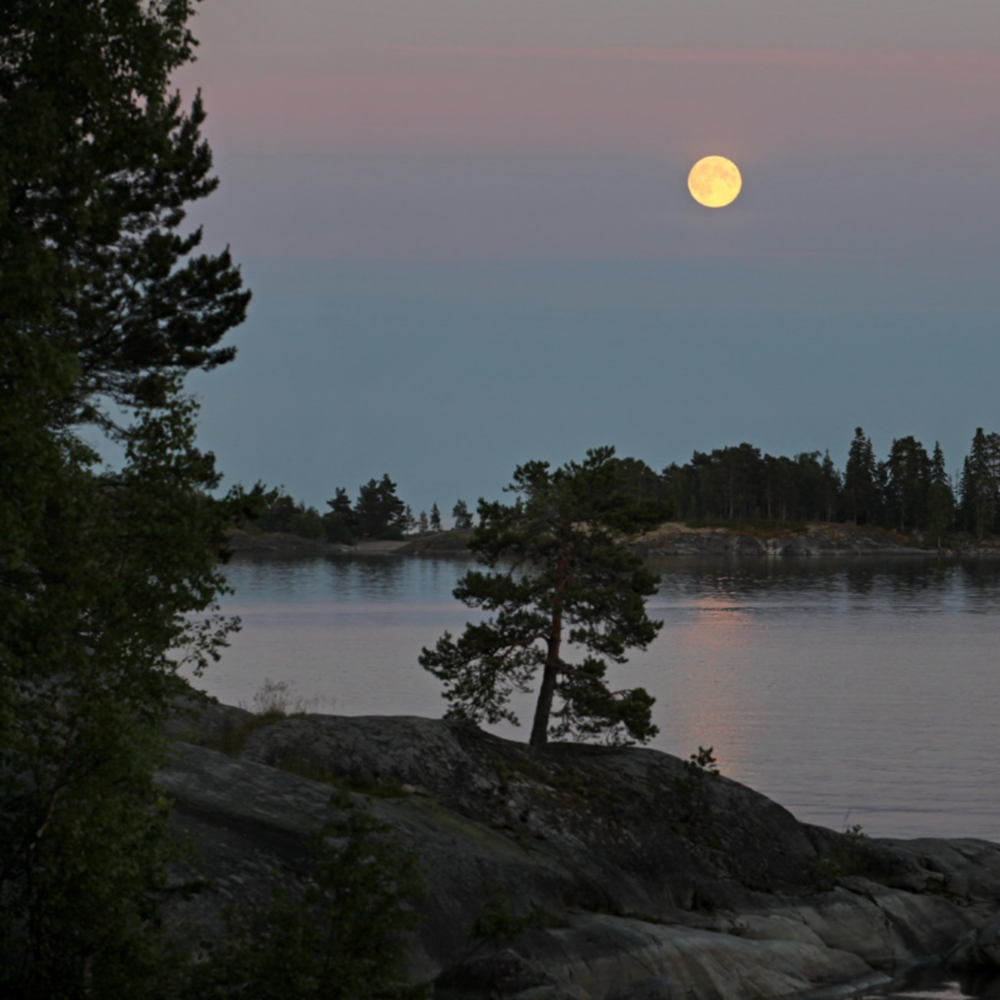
[[255, 474, 475, 544], [641, 427, 1000, 543], [259, 427, 1000, 548]]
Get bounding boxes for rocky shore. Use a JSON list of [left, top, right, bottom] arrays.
[[629, 523, 931, 559], [225, 523, 1000, 560], [160, 702, 1000, 1000]]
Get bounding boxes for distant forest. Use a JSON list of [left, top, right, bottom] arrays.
[[255, 428, 1000, 546]]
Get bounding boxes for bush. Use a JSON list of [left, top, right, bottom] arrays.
[[256, 494, 326, 540], [185, 794, 426, 1000]]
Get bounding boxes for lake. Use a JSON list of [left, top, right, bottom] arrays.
[[193, 553, 1000, 842]]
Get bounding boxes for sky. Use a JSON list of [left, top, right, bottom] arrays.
[[175, 0, 1000, 515]]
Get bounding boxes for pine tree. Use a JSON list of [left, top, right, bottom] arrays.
[[430, 502, 442, 532], [327, 486, 355, 522], [451, 499, 474, 530], [418, 510, 430, 534], [402, 504, 417, 535], [353, 474, 406, 539], [324, 486, 358, 543], [420, 447, 667, 749]]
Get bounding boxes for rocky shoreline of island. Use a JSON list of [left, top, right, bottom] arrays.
[[160, 700, 1000, 1000], [224, 523, 1000, 560]]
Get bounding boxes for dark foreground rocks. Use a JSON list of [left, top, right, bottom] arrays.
[[160, 704, 1000, 1000]]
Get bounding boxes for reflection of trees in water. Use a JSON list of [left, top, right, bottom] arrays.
[[326, 556, 407, 602], [323, 554, 480, 606], [648, 555, 1000, 608], [957, 560, 1000, 608], [231, 553, 1000, 617], [229, 554, 337, 600], [226, 554, 480, 607]]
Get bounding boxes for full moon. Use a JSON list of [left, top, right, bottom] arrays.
[[687, 155, 742, 208]]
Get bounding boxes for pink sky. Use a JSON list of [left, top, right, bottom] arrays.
[[178, 2, 1000, 264], [177, 1, 1000, 512], [194, 45, 999, 160]]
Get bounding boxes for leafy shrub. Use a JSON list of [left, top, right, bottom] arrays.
[[184, 794, 426, 1000], [671, 746, 722, 842]]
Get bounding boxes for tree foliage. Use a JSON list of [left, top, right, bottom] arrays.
[[420, 447, 667, 749], [354, 474, 407, 539], [884, 436, 931, 533], [959, 428, 1000, 541], [843, 428, 880, 526], [653, 427, 1000, 542], [0, 0, 250, 435], [926, 442, 954, 548], [257, 491, 326, 539], [185, 794, 425, 1000], [0, 1, 263, 993], [451, 499, 473, 531]]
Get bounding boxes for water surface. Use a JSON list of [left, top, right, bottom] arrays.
[[196, 554, 1000, 841]]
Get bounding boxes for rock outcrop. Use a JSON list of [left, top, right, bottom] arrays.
[[160, 704, 1000, 1000], [630, 523, 929, 559]]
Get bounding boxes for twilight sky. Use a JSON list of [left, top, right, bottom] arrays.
[[176, 0, 1000, 515]]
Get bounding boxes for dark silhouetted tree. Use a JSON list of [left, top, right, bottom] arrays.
[[884, 436, 931, 533], [0, 1, 262, 991], [420, 447, 667, 749], [821, 451, 840, 522], [402, 504, 417, 534], [354, 474, 406, 539], [959, 428, 1000, 540], [324, 486, 358, 543], [926, 442, 955, 547], [843, 428, 879, 525], [452, 499, 473, 530]]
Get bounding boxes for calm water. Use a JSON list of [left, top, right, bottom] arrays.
[[194, 554, 1000, 842]]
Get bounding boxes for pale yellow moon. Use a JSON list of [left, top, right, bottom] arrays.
[[687, 155, 742, 208]]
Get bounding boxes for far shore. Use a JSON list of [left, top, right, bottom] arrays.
[[224, 523, 1000, 560]]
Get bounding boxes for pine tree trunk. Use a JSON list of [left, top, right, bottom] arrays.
[[529, 552, 566, 750], [529, 658, 560, 749]]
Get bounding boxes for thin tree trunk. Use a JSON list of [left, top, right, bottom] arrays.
[[529, 656, 560, 750], [529, 552, 566, 750]]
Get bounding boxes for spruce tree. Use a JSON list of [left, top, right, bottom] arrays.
[[843, 428, 879, 526], [885, 436, 931, 533], [430, 502, 442, 532], [926, 442, 955, 547], [960, 428, 1000, 540], [402, 504, 417, 534], [420, 447, 667, 749], [821, 451, 840, 522]]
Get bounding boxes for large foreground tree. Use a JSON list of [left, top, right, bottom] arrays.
[[420, 447, 669, 749], [0, 2, 260, 994]]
